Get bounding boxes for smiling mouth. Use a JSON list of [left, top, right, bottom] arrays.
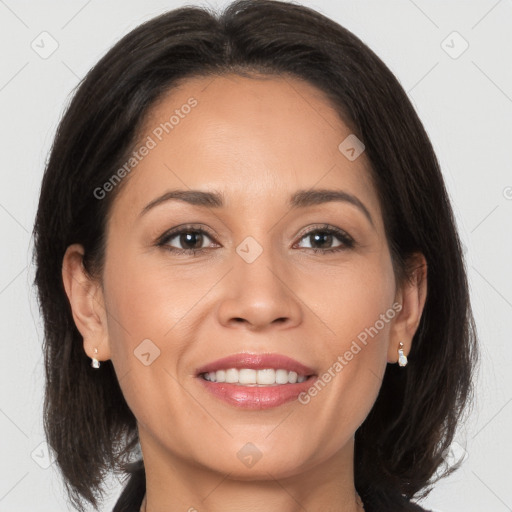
[[199, 368, 313, 386]]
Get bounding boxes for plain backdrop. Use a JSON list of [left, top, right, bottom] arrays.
[[0, 0, 511, 511]]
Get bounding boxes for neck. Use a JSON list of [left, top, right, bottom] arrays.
[[138, 429, 364, 512]]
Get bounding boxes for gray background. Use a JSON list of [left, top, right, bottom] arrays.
[[0, 0, 511, 510]]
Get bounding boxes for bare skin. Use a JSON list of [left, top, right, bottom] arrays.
[[62, 73, 427, 512]]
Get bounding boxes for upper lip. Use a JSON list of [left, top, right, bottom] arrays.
[[196, 352, 317, 376]]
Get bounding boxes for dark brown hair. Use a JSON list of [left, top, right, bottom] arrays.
[[32, 1, 479, 510]]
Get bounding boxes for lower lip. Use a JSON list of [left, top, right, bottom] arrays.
[[196, 375, 317, 409]]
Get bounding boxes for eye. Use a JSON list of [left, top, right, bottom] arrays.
[[294, 224, 355, 254], [156, 223, 355, 256], [156, 225, 218, 255]]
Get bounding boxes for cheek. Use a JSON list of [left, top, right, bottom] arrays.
[[300, 240, 396, 355], [102, 247, 209, 349], [293, 247, 396, 451], [100, 246, 227, 412], [100, 254, 197, 439], [99, 249, 187, 402]]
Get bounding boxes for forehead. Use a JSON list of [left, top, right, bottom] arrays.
[[110, 73, 381, 227]]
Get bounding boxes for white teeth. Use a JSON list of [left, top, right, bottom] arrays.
[[238, 369, 257, 385], [257, 369, 275, 385], [202, 368, 310, 386], [225, 368, 239, 383], [275, 369, 289, 384]]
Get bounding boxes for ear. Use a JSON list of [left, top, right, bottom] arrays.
[[61, 243, 111, 363], [387, 252, 428, 363]]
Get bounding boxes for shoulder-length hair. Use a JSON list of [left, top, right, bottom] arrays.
[[32, 0, 479, 510]]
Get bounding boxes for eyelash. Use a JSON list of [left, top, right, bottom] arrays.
[[156, 223, 355, 256]]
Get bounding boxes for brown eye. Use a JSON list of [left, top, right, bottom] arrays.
[[157, 226, 217, 255], [295, 225, 355, 253]]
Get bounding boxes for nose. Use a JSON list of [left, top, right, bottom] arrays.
[[215, 244, 303, 332]]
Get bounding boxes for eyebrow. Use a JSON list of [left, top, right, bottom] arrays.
[[139, 188, 374, 228]]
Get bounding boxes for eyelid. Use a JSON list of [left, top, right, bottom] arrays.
[[156, 223, 218, 245], [294, 223, 353, 242]]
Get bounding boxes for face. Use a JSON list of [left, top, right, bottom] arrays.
[[73, 74, 411, 480]]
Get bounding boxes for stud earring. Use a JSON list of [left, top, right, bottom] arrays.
[[397, 342, 408, 367], [91, 348, 100, 369]]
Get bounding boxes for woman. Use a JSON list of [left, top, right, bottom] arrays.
[[32, 1, 478, 511]]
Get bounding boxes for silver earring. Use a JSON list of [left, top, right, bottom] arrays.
[[91, 348, 100, 369], [398, 342, 408, 367]]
